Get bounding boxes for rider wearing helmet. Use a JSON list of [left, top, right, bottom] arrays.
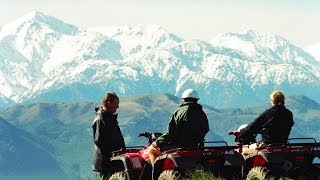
[[147, 89, 209, 164]]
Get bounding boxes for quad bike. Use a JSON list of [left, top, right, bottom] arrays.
[[153, 141, 245, 180], [244, 138, 320, 180], [108, 132, 162, 180], [230, 125, 320, 180]]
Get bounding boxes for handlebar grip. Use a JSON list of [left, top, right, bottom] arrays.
[[138, 132, 150, 137], [229, 131, 240, 136]]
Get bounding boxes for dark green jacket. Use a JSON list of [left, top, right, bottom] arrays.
[[92, 107, 125, 172], [156, 102, 209, 148]]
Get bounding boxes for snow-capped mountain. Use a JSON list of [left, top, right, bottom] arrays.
[[210, 30, 320, 65], [89, 24, 184, 57], [1, 11, 320, 109]]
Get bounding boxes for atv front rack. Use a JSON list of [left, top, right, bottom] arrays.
[[112, 146, 145, 155], [161, 141, 240, 155], [255, 138, 320, 156]]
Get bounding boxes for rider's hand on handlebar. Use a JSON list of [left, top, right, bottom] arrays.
[[139, 132, 150, 137], [229, 131, 240, 136], [234, 131, 240, 136]]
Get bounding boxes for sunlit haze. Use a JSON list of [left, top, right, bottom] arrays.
[[1, 0, 320, 47]]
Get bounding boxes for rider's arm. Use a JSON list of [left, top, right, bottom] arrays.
[[240, 110, 269, 137], [155, 113, 178, 148], [200, 110, 209, 137]]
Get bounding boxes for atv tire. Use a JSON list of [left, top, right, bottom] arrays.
[[109, 171, 128, 180], [158, 170, 181, 180], [246, 166, 272, 180]]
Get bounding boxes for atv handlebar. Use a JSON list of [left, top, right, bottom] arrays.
[[138, 132, 163, 144], [288, 137, 316, 144], [229, 131, 240, 136], [204, 141, 229, 147], [229, 130, 257, 145], [138, 132, 151, 138]]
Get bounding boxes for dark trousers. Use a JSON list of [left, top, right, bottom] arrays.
[[100, 171, 110, 180], [100, 162, 112, 179]]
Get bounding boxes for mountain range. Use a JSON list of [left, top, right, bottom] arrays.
[[1, 11, 320, 109], [0, 94, 319, 179], [0, 10, 319, 179]]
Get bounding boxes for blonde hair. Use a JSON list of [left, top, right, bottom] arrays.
[[270, 91, 285, 105]]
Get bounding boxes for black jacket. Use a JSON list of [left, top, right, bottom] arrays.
[[92, 107, 125, 172], [240, 105, 294, 144], [156, 102, 209, 148]]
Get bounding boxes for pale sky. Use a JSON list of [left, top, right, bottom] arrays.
[[1, 0, 320, 47]]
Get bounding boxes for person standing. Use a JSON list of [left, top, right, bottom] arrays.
[[92, 92, 125, 179], [147, 89, 209, 164]]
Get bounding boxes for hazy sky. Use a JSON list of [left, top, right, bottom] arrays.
[[1, 0, 319, 47]]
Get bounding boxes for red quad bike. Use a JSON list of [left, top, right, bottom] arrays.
[[152, 141, 245, 180], [230, 130, 320, 180], [109, 132, 162, 180]]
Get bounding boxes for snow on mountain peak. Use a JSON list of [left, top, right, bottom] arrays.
[[1, 11, 78, 39], [0, 10, 80, 62], [210, 29, 319, 65], [211, 29, 287, 54], [19, 10, 48, 23], [0, 11, 82, 101], [17, 10, 79, 35], [89, 24, 184, 57], [1, 11, 320, 109]]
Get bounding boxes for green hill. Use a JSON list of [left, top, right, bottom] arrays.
[[0, 94, 319, 178]]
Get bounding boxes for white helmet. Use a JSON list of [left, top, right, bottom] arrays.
[[181, 89, 200, 99], [237, 124, 248, 131]]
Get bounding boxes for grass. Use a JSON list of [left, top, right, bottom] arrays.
[[186, 169, 222, 180]]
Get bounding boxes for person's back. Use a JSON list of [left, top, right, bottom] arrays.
[[170, 101, 208, 147], [239, 91, 294, 155], [261, 105, 293, 144], [147, 89, 209, 164]]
